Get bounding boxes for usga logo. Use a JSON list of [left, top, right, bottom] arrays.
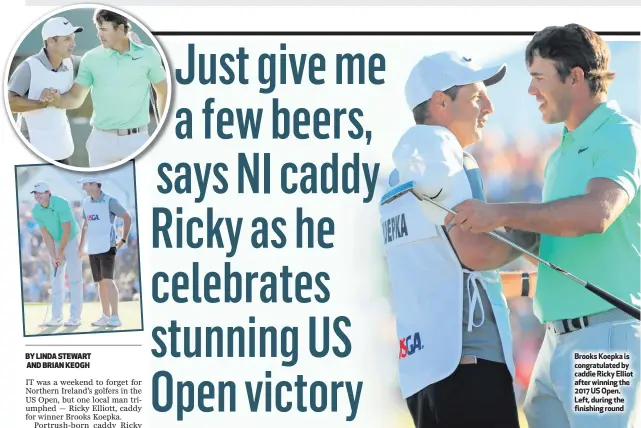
[[88, 214, 100, 221], [399, 332, 424, 359]]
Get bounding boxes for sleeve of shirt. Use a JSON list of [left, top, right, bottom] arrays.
[[7, 61, 32, 97], [32, 209, 42, 228], [75, 55, 93, 88], [591, 126, 641, 205], [109, 198, 127, 216], [58, 199, 74, 224], [147, 48, 167, 85]]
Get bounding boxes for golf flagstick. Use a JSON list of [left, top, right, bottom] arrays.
[[381, 181, 641, 321]]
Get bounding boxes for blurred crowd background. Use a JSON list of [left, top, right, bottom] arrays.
[[17, 163, 141, 309], [374, 39, 640, 427]]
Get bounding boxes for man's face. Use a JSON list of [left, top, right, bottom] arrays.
[[82, 182, 98, 193], [96, 21, 123, 49], [33, 191, 50, 206], [445, 81, 494, 148], [528, 55, 574, 124], [47, 34, 76, 58]]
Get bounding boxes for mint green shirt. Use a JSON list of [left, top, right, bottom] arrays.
[[75, 40, 166, 130], [536, 101, 641, 322], [33, 195, 80, 242]]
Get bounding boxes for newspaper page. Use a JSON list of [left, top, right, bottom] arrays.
[[1, 2, 640, 428]]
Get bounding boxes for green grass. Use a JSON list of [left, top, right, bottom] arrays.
[[24, 300, 142, 336]]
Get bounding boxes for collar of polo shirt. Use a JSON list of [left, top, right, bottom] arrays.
[[563, 100, 621, 141], [106, 37, 144, 57]]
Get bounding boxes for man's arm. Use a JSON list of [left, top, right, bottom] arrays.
[[110, 199, 131, 249], [57, 222, 71, 261], [39, 226, 58, 266], [447, 226, 521, 271], [499, 178, 628, 236], [447, 130, 640, 236], [152, 80, 167, 119], [447, 225, 539, 271], [7, 62, 49, 113], [120, 212, 132, 242], [8, 91, 50, 113], [44, 55, 92, 109], [447, 178, 633, 236], [45, 83, 90, 110], [149, 48, 168, 119], [56, 199, 74, 260], [501, 271, 537, 298]]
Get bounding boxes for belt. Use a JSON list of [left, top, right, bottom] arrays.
[[547, 308, 632, 335], [95, 126, 147, 136]]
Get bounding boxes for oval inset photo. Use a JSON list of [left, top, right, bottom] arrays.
[[5, 4, 171, 172]]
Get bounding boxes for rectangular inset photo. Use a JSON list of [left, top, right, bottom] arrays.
[[16, 160, 143, 337]]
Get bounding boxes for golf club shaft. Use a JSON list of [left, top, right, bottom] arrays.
[[150, 86, 160, 124], [419, 195, 641, 321]]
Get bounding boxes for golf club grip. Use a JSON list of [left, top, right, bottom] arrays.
[[584, 282, 640, 320]]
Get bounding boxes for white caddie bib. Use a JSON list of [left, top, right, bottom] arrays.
[[21, 57, 74, 160], [381, 124, 515, 398], [82, 194, 115, 255], [380, 192, 465, 398]]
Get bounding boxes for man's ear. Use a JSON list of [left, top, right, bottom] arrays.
[[431, 91, 447, 108], [569, 66, 585, 86]]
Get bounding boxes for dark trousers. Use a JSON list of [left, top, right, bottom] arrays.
[[406, 359, 520, 428]]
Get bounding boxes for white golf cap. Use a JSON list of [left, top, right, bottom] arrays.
[[405, 51, 507, 111], [30, 181, 50, 193], [41, 16, 84, 40], [77, 177, 102, 185]]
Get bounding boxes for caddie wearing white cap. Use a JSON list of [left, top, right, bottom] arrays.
[[7, 17, 84, 165], [380, 51, 540, 427], [77, 177, 131, 328], [30, 181, 84, 326]]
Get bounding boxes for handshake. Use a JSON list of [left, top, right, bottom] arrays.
[[39, 88, 61, 106]]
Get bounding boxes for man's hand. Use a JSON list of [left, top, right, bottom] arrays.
[[56, 250, 65, 266], [77, 248, 85, 259], [116, 239, 125, 250], [39, 88, 60, 105], [445, 199, 506, 233]]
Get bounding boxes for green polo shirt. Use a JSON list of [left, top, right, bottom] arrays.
[[535, 101, 641, 322], [32, 195, 80, 242], [75, 40, 166, 130]]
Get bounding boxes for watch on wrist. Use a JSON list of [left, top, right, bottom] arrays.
[[120, 238, 126, 244], [521, 272, 530, 297]]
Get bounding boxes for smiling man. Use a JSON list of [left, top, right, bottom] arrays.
[[77, 177, 131, 328], [31, 181, 84, 326], [380, 51, 544, 428], [7, 16, 83, 164], [444, 24, 640, 428], [40, 9, 168, 168]]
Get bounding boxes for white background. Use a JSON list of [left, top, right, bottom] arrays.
[[1, 4, 640, 428]]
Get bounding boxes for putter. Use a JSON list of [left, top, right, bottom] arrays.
[[40, 263, 58, 327], [380, 180, 641, 321]]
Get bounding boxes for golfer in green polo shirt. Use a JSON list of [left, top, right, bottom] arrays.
[[444, 25, 640, 428], [40, 8, 168, 168], [31, 181, 84, 327]]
